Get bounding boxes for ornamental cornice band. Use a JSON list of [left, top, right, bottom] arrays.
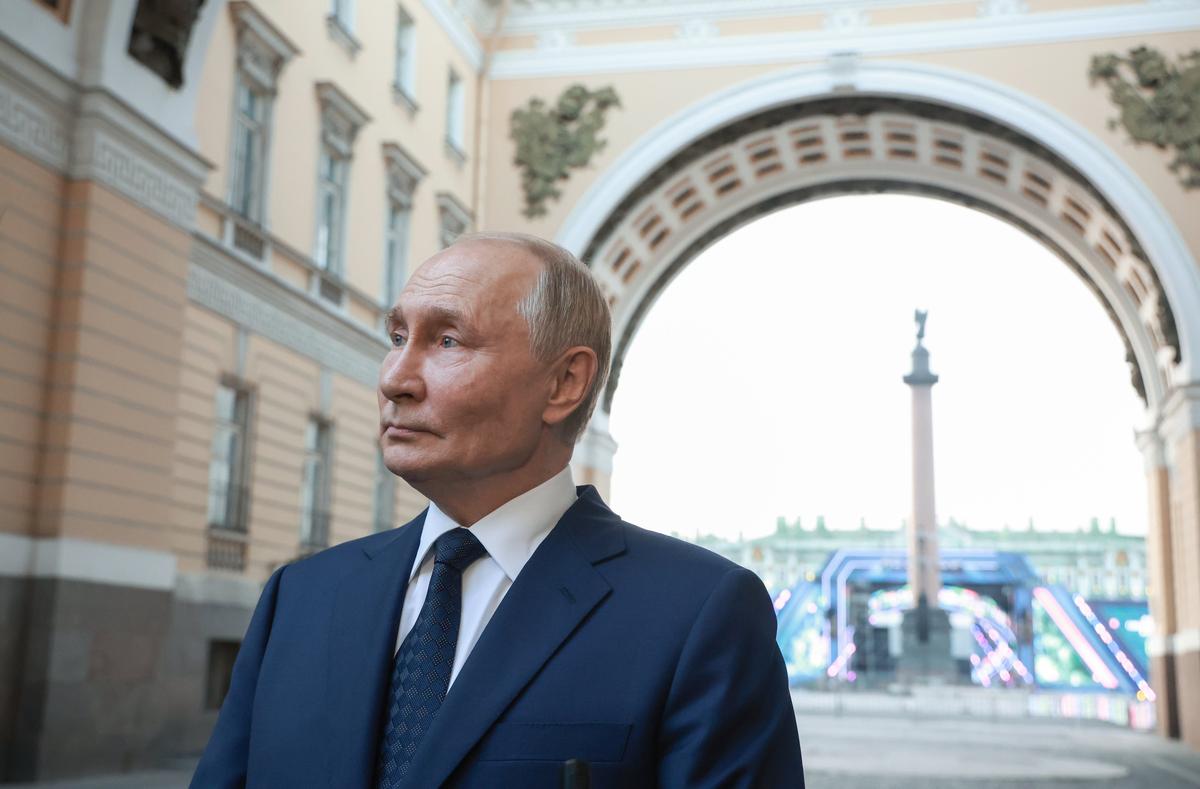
[[188, 239, 385, 387], [0, 72, 70, 172]]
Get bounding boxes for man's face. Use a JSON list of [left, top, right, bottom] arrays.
[[377, 241, 550, 486]]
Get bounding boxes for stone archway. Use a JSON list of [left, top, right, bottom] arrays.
[[562, 59, 1200, 746]]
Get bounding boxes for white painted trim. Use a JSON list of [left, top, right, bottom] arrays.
[[1148, 628, 1200, 656], [0, 533, 34, 577], [0, 534, 177, 591], [554, 59, 1200, 384], [490, 4, 1199, 78], [1160, 383, 1200, 444], [500, 0, 970, 34], [419, 0, 484, 72], [175, 571, 264, 607]]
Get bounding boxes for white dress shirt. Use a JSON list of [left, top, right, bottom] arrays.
[[394, 465, 578, 687]]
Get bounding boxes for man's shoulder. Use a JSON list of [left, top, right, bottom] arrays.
[[610, 518, 746, 583]]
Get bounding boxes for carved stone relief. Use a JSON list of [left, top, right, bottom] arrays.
[[1090, 46, 1200, 191], [510, 84, 621, 219]]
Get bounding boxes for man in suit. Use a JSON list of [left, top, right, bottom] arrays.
[[192, 233, 805, 788]]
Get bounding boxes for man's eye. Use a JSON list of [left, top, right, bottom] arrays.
[[390, 333, 407, 347], [440, 336, 459, 348]]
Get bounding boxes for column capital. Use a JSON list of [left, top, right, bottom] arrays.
[[1135, 425, 1167, 471], [572, 410, 618, 477], [1160, 382, 1200, 446]]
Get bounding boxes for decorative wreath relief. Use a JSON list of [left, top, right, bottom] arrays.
[[510, 84, 621, 219], [1090, 46, 1200, 191]]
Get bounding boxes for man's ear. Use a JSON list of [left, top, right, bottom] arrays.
[[543, 345, 598, 431]]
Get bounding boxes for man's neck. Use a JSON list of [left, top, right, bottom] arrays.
[[419, 457, 570, 527]]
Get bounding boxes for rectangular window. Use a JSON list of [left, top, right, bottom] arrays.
[[300, 417, 333, 549], [206, 382, 252, 532], [446, 69, 465, 153], [383, 200, 411, 306], [229, 77, 268, 222], [374, 453, 396, 533], [315, 146, 348, 274], [394, 6, 415, 97]]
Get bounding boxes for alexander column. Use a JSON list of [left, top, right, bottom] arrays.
[[898, 310, 954, 680]]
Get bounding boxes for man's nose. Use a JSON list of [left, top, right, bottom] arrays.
[[379, 346, 426, 402]]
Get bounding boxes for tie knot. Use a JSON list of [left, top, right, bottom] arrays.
[[434, 528, 487, 572]]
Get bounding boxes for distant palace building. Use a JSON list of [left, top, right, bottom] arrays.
[[693, 518, 1146, 601]]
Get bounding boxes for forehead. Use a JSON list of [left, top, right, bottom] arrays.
[[394, 240, 540, 319]]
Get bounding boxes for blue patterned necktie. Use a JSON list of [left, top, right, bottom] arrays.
[[375, 527, 488, 789]]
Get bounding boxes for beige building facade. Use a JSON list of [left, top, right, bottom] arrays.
[[0, 0, 1197, 779]]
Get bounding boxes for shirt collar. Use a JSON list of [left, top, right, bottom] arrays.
[[413, 465, 578, 583]]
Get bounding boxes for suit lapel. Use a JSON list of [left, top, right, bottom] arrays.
[[403, 486, 626, 788], [326, 512, 425, 789]]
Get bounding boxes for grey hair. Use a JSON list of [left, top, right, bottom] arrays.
[[454, 231, 612, 444]]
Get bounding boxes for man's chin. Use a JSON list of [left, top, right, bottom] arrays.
[[381, 452, 443, 485]]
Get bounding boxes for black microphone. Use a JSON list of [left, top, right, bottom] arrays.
[[562, 758, 591, 789]]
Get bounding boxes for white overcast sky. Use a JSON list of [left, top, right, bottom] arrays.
[[607, 194, 1148, 540]]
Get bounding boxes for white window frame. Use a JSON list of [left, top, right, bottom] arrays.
[[227, 3, 298, 227], [393, 4, 417, 111], [445, 68, 465, 160], [229, 76, 268, 222], [315, 145, 348, 274], [381, 141, 426, 305], [326, 0, 361, 55], [300, 416, 333, 548], [314, 82, 370, 279], [206, 380, 253, 532]]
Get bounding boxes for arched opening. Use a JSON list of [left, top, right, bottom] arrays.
[[563, 61, 1200, 741], [580, 94, 1179, 416], [608, 194, 1150, 697]]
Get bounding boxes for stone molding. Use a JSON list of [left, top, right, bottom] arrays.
[[0, 533, 270, 605], [0, 533, 177, 591], [175, 570, 264, 607], [490, 3, 1200, 78], [0, 47, 70, 172], [189, 234, 388, 388], [418, 0, 484, 71], [437, 190, 474, 247], [71, 101, 204, 229], [1159, 383, 1200, 446], [230, 0, 301, 93], [316, 80, 371, 157], [0, 34, 210, 230], [383, 140, 428, 207]]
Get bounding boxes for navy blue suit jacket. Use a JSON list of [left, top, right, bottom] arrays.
[[192, 486, 804, 788]]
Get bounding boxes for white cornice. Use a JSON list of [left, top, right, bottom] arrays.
[[420, 0, 485, 72], [316, 80, 372, 130], [0, 36, 71, 172], [503, 0, 964, 32], [491, 3, 1200, 78], [437, 190, 475, 225], [229, 1, 301, 63]]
